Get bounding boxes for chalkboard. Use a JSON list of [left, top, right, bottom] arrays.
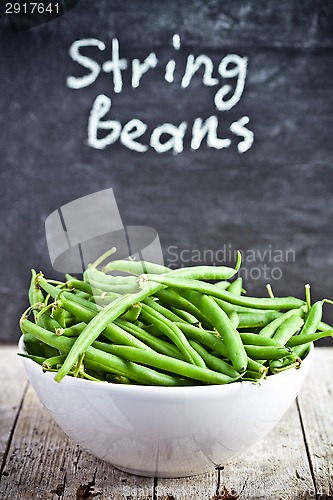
[[1, 0, 333, 344]]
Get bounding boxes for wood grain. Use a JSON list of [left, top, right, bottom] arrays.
[[0, 347, 27, 474], [297, 348, 333, 500]]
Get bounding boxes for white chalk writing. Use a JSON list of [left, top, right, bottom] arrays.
[[67, 34, 254, 154]]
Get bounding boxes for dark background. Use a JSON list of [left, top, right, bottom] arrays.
[[1, 0, 333, 343]]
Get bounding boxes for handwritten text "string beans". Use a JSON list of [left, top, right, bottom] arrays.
[[67, 34, 254, 154]]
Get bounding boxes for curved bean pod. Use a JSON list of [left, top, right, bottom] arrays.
[[103, 259, 169, 275], [103, 259, 239, 280], [271, 315, 304, 345], [90, 344, 238, 385], [227, 277, 243, 295], [56, 322, 86, 337], [286, 329, 333, 347], [29, 269, 45, 312], [237, 311, 282, 329], [142, 274, 305, 310], [174, 323, 265, 374], [240, 333, 284, 347], [66, 278, 93, 295], [259, 309, 304, 337], [175, 289, 247, 372], [293, 301, 323, 358], [244, 345, 292, 360]]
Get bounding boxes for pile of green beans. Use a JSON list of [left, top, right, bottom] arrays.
[[19, 253, 333, 386]]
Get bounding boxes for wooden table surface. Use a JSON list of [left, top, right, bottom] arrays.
[[0, 346, 332, 500]]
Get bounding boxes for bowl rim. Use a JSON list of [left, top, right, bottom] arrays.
[[17, 334, 314, 395]]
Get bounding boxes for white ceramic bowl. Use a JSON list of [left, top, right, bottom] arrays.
[[18, 336, 313, 478]]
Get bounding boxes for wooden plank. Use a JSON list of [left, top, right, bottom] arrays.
[[157, 401, 315, 499], [0, 383, 154, 500], [0, 346, 27, 474], [156, 470, 217, 499], [297, 347, 333, 500]]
